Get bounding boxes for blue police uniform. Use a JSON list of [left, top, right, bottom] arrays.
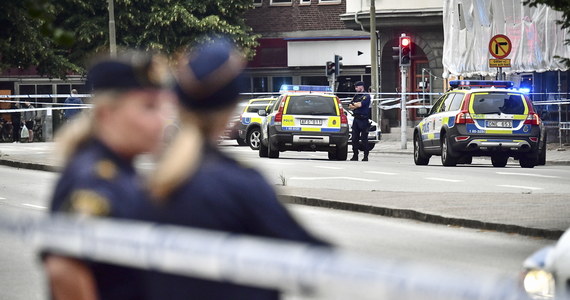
[[350, 91, 371, 159], [49, 139, 146, 300], [140, 145, 328, 300]]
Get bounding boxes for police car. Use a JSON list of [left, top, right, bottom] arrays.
[[236, 98, 276, 150], [258, 85, 349, 160], [521, 229, 570, 300], [413, 80, 546, 168]]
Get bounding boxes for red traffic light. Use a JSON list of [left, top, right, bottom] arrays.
[[401, 37, 411, 47]]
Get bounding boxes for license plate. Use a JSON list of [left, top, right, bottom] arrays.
[[485, 120, 512, 128], [300, 119, 323, 126]]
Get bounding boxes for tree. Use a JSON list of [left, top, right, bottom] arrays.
[[524, 0, 570, 67], [0, 0, 259, 78]]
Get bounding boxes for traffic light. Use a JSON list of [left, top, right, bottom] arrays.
[[326, 61, 335, 77], [399, 35, 412, 67], [334, 55, 343, 76]]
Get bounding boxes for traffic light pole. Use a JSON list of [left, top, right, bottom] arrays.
[[400, 66, 407, 150], [370, 0, 379, 126]]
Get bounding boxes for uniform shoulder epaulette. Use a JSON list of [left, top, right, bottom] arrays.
[[94, 159, 117, 180]]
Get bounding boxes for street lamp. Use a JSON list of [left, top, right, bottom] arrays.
[[108, 0, 117, 57]]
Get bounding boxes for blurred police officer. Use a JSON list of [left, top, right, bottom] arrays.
[[141, 38, 329, 300], [349, 81, 371, 161], [43, 52, 170, 300]]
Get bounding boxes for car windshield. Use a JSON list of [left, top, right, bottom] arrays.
[[471, 93, 526, 115], [286, 95, 337, 116], [246, 100, 273, 113]]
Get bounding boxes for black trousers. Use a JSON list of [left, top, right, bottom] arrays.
[[351, 118, 369, 156]]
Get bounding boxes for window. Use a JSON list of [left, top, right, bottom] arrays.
[[253, 77, 268, 93], [300, 0, 311, 5], [318, 0, 341, 4], [430, 94, 447, 115], [285, 95, 337, 116], [253, 0, 262, 7], [448, 94, 465, 111], [472, 93, 525, 115], [270, 0, 292, 6], [247, 100, 273, 113]]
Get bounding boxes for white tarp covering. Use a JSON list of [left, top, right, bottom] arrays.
[[442, 0, 570, 78]]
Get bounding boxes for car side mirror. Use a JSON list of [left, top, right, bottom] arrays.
[[258, 109, 267, 116]]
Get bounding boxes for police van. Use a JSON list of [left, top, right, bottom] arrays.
[[413, 80, 546, 168], [236, 98, 276, 150], [258, 85, 349, 160]]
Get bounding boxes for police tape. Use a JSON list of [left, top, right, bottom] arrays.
[[0, 210, 527, 300]]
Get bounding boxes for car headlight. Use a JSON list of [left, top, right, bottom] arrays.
[[523, 269, 555, 299]]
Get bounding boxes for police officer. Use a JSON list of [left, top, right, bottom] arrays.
[[43, 52, 170, 300], [349, 81, 371, 161], [142, 39, 329, 300]]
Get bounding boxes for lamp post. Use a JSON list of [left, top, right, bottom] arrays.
[[108, 0, 117, 58]]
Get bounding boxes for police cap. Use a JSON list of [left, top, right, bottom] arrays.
[[354, 81, 366, 87], [87, 52, 169, 92], [175, 38, 246, 111]]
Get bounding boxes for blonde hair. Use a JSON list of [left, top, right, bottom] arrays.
[[149, 107, 234, 202], [55, 93, 119, 164]]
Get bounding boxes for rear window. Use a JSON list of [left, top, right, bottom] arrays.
[[471, 93, 526, 115], [246, 100, 272, 113], [285, 95, 337, 116]]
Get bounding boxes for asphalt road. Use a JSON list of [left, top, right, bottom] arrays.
[[0, 165, 553, 299], [221, 144, 570, 194]]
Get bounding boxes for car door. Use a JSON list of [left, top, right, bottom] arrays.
[[421, 94, 447, 148]]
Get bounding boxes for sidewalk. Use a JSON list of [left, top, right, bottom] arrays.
[[1, 141, 569, 239]]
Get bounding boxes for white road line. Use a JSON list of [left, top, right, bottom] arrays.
[[0, 197, 5, 200], [22, 203, 47, 210], [495, 172, 560, 179], [497, 185, 543, 191], [425, 177, 464, 183], [365, 171, 398, 175], [289, 176, 377, 182], [315, 166, 344, 170]]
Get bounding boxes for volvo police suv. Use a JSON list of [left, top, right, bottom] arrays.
[[258, 85, 350, 160], [413, 80, 546, 168], [236, 97, 276, 150]]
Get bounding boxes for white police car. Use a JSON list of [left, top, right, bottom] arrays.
[[236, 97, 276, 150], [258, 85, 350, 160], [413, 80, 546, 168]]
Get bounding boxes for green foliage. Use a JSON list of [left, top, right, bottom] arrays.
[[0, 0, 259, 78], [524, 0, 570, 67]]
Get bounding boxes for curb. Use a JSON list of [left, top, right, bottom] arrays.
[[0, 159, 58, 172], [279, 194, 564, 240]]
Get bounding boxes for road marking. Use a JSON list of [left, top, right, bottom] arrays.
[[497, 185, 543, 191], [289, 176, 377, 182], [365, 171, 398, 175], [315, 166, 344, 170], [0, 197, 5, 200], [22, 203, 47, 210], [425, 177, 463, 183], [495, 172, 560, 179]]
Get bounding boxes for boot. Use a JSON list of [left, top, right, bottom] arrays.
[[350, 154, 358, 161], [362, 154, 369, 161]]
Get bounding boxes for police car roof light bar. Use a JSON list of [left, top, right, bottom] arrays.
[[279, 85, 333, 94], [449, 80, 514, 90]]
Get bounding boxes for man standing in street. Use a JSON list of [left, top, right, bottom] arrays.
[[349, 81, 371, 161], [63, 89, 83, 122]]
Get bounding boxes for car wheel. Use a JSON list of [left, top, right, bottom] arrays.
[[259, 142, 268, 158], [414, 132, 430, 165], [336, 144, 348, 161], [440, 134, 458, 166], [458, 155, 472, 164], [538, 138, 547, 166], [268, 140, 279, 159], [247, 128, 261, 150], [236, 138, 247, 146], [491, 154, 509, 167], [328, 149, 337, 160], [520, 153, 538, 168]]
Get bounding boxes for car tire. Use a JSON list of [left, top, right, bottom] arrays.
[[328, 149, 337, 160], [538, 138, 547, 166], [414, 132, 430, 165], [440, 134, 458, 166], [491, 154, 509, 167], [268, 140, 279, 159], [520, 153, 538, 168], [336, 144, 348, 161], [237, 138, 247, 146], [247, 128, 262, 150], [259, 142, 268, 158]]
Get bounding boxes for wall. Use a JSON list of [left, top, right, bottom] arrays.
[[346, 0, 442, 14]]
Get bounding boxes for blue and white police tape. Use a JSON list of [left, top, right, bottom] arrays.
[[0, 106, 91, 114], [0, 209, 527, 300]]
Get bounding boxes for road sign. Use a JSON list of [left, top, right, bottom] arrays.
[[489, 34, 512, 59], [489, 59, 511, 68]]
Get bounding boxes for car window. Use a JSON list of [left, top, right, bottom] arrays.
[[442, 93, 457, 112], [285, 95, 337, 116], [471, 93, 526, 115], [448, 93, 464, 111], [430, 94, 447, 115], [246, 100, 272, 113]]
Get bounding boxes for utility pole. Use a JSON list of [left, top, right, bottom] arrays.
[[108, 0, 117, 58], [370, 0, 379, 125]]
